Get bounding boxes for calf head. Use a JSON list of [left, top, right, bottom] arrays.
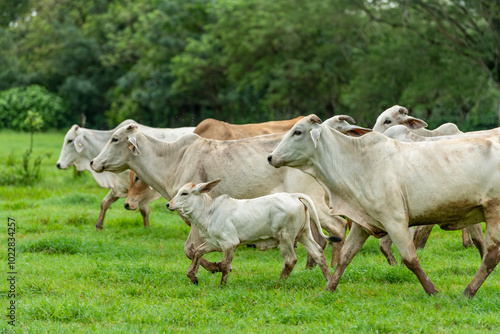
[[166, 179, 222, 215], [91, 124, 141, 173], [268, 114, 322, 169], [124, 171, 160, 210], [56, 125, 89, 171], [372, 105, 428, 133]]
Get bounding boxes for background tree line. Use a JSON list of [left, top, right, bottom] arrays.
[[0, 0, 499, 131]]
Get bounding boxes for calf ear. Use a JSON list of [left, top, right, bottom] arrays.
[[404, 116, 427, 129], [197, 179, 222, 193], [74, 135, 84, 153], [128, 135, 141, 156], [310, 126, 322, 148]]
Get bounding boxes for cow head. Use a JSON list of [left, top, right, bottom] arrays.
[[372, 105, 428, 133], [166, 179, 222, 215], [268, 114, 322, 169], [91, 124, 141, 173], [56, 125, 90, 171], [323, 115, 372, 137], [124, 171, 161, 210]]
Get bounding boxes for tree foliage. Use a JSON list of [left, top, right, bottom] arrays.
[[0, 0, 498, 129]]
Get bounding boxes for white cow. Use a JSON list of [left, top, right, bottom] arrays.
[[268, 114, 500, 298], [56, 121, 194, 229], [166, 179, 333, 286], [90, 124, 345, 273], [373, 105, 462, 135]]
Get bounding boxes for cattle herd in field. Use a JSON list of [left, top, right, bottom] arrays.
[[56, 105, 500, 298]]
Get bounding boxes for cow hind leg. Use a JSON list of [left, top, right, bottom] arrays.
[[464, 208, 500, 298], [326, 223, 370, 292], [278, 237, 298, 280], [298, 233, 331, 281], [412, 225, 434, 250], [305, 219, 326, 270], [139, 204, 150, 228], [379, 235, 398, 266], [96, 190, 119, 230], [219, 245, 237, 287], [467, 223, 485, 259], [386, 223, 438, 296]]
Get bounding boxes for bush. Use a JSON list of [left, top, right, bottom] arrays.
[[0, 85, 68, 130]]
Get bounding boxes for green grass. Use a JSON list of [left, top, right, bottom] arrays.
[[1, 130, 499, 333]]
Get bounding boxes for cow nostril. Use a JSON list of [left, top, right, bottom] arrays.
[[166, 203, 170, 209], [90, 160, 94, 166], [267, 155, 273, 164], [56, 163, 61, 169], [124, 203, 130, 210]]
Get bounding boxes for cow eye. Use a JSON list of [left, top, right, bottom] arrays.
[[111, 138, 118, 142], [181, 192, 188, 196], [384, 119, 392, 125], [293, 130, 302, 136], [67, 139, 73, 144]]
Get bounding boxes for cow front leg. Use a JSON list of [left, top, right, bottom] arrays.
[[466, 223, 485, 259], [464, 208, 500, 298], [96, 189, 119, 230], [461, 228, 473, 248], [325, 223, 370, 292], [139, 204, 150, 228], [187, 242, 219, 285], [386, 223, 438, 296], [219, 245, 237, 287], [184, 227, 222, 273]]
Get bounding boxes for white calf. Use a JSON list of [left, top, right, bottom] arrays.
[[166, 179, 334, 287]]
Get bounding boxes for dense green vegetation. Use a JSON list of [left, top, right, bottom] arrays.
[[1, 132, 500, 333], [1, 0, 499, 130]]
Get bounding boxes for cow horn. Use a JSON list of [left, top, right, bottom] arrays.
[[309, 115, 322, 124], [337, 115, 356, 124]]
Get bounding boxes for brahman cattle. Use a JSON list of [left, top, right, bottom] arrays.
[[90, 124, 345, 273], [268, 114, 500, 298], [166, 179, 334, 286], [56, 121, 194, 229]]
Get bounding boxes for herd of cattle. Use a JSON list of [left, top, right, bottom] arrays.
[[55, 105, 500, 298]]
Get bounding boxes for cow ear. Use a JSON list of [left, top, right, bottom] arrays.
[[128, 135, 141, 156], [310, 126, 322, 148], [74, 135, 84, 153], [343, 125, 372, 137], [198, 179, 222, 193], [404, 117, 427, 129]]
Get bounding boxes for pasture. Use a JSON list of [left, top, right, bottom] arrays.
[[1, 130, 499, 333]]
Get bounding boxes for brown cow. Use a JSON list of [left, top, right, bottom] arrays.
[[193, 116, 304, 140]]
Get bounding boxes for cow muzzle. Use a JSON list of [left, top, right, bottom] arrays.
[[267, 154, 283, 168]]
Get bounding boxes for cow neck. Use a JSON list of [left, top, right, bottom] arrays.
[[84, 128, 116, 158], [181, 194, 214, 233], [130, 133, 199, 200]]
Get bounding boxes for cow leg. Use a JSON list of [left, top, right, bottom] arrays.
[[386, 223, 438, 296], [278, 237, 298, 280], [184, 227, 222, 273], [412, 225, 434, 249], [462, 228, 473, 248], [298, 233, 331, 281], [306, 221, 326, 270], [379, 235, 398, 266], [187, 242, 219, 285], [316, 207, 346, 268], [467, 224, 485, 259], [96, 189, 119, 230], [219, 245, 237, 287], [139, 204, 150, 228], [464, 208, 500, 298], [325, 223, 370, 292]]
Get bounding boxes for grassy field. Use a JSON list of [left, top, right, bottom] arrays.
[[1, 130, 499, 333]]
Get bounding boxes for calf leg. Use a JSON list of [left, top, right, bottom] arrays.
[[467, 223, 485, 259], [326, 223, 370, 292], [278, 237, 298, 280], [464, 208, 500, 298], [187, 242, 219, 285], [184, 227, 222, 273], [412, 225, 434, 249], [139, 204, 150, 228], [219, 245, 237, 287], [306, 221, 326, 270], [462, 228, 473, 248], [298, 233, 331, 281], [386, 223, 438, 296], [379, 235, 398, 266], [96, 189, 119, 230]]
